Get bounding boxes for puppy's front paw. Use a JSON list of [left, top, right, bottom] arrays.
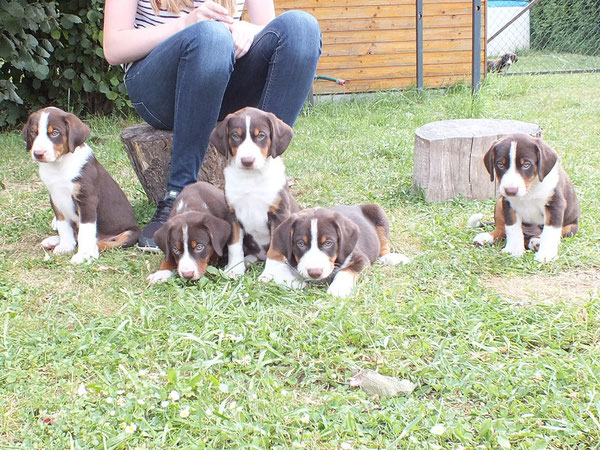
[[327, 271, 356, 298], [528, 237, 541, 251], [53, 242, 77, 255], [501, 244, 524, 258], [41, 235, 60, 250], [534, 248, 558, 263], [473, 232, 494, 246], [225, 262, 246, 279], [148, 270, 173, 284], [378, 252, 410, 266], [70, 249, 99, 264]]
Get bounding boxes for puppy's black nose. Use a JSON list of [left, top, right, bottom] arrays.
[[241, 157, 255, 167], [504, 187, 518, 197], [307, 268, 323, 279], [180, 270, 195, 279], [33, 149, 45, 159]]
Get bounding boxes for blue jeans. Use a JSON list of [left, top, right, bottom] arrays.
[[124, 11, 321, 193]]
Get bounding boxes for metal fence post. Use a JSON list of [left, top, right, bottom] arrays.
[[416, 0, 424, 91], [472, 0, 482, 94]]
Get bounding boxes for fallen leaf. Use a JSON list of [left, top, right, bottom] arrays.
[[347, 369, 416, 397]]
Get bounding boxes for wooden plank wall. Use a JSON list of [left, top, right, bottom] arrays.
[[274, 0, 486, 94]]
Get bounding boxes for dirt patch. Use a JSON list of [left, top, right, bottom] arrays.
[[484, 269, 600, 305]]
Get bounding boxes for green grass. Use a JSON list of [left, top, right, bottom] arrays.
[[1, 73, 600, 448]]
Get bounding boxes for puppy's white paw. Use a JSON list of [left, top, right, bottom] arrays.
[[327, 271, 355, 298], [534, 248, 558, 263], [501, 244, 524, 258], [528, 237, 541, 251], [41, 235, 60, 250], [378, 252, 410, 266], [53, 242, 77, 255], [473, 232, 494, 246], [259, 259, 305, 288], [467, 213, 484, 228], [225, 262, 246, 279], [70, 249, 99, 264], [148, 270, 173, 284]]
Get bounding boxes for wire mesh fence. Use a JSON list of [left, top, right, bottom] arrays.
[[486, 0, 600, 75]]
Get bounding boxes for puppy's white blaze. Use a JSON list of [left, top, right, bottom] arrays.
[[259, 258, 305, 288], [502, 222, 525, 257], [327, 270, 356, 298], [499, 141, 527, 197], [235, 115, 266, 170], [31, 111, 56, 162], [53, 219, 77, 254], [177, 225, 199, 279], [297, 219, 334, 280], [147, 269, 174, 284], [534, 225, 561, 262], [71, 222, 99, 263]]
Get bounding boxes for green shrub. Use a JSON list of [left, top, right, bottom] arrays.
[[530, 0, 600, 55], [0, 0, 130, 130]]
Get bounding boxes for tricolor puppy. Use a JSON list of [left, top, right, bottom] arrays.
[[210, 107, 299, 278], [259, 205, 409, 298], [487, 52, 518, 73], [473, 133, 580, 262], [23, 107, 140, 264], [148, 181, 231, 284]]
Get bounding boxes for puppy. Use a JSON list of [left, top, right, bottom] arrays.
[[473, 134, 580, 262], [259, 205, 409, 298], [487, 52, 518, 73], [148, 181, 231, 284], [23, 106, 140, 263], [209, 107, 299, 278]]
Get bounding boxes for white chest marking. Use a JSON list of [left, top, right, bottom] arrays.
[[506, 164, 559, 226]]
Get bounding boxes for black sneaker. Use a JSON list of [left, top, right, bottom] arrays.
[[138, 190, 179, 252]]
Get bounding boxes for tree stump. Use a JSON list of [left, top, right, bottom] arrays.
[[120, 124, 226, 205], [412, 119, 543, 202]]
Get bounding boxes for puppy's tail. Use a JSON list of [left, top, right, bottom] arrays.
[[97, 227, 141, 251], [467, 213, 493, 228]]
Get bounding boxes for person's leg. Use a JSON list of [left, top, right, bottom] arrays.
[[219, 10, 321, 125], [124, 21, 235, 248]]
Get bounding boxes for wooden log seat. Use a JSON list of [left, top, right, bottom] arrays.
[[413, 119, 543, 202]]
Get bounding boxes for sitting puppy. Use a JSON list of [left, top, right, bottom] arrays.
[[487, 52, 518, 73], [148, 181, 231, 284], [473, 134, 580, 262], [259, 205, 409, 298], [23, 107, 140, 264], [210, 107, 299, 278]]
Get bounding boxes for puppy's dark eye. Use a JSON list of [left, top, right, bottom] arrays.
[[496, 161, 505, 169], [257, 132, 266, 140], [296, 240, 306, 249], [231, 133, 241, 142], [50, 130, 60, 138], [322, 239, 334, 249], [193, 244, 205, 253], [172, 246, 181, 255], [522, 162, 532, 169]]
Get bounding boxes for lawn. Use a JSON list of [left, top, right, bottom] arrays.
[[1, 73, 599, 448]]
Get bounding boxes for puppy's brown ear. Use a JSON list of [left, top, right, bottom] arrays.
[[334, 213, 359, 265], [535, 138, 558, 181], [202, 215, 232, 257], [266, 111, 294, 158], [153, 222, 175, 266], [483, 140, 499, 182], [270, 215, 297, 266], [209, 116, 231, 157], [22, 113, 37, 151], [64, 113, 90, 152]]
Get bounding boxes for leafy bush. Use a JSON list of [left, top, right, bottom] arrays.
[[530, 0, 600, 55], [0, 0, 130, 130]]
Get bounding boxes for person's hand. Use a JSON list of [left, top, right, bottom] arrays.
[[228, 21, 263, 59], [181, 1, 233, 28]]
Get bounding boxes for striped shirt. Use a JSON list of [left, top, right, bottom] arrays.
[[134, 0, 245, 28]]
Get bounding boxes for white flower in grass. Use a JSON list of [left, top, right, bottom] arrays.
[[205, 407, 214, 416], [430, 423, 446, 436], [117, 397, 126, 407], [137, 398, 146, 406], [219, 383, 229, 393], [168, 390, 181, 402], [161, 400, 170, 408], [125, 423, 137, 434], [138, 369, 148, 376], [105, 397, 114, 404], [179, 405, 191, 418], [340, 443, 354, 450], [300, 414, 310, 424], [77, 384, 87, 396], [109, 410, 116, 417]]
